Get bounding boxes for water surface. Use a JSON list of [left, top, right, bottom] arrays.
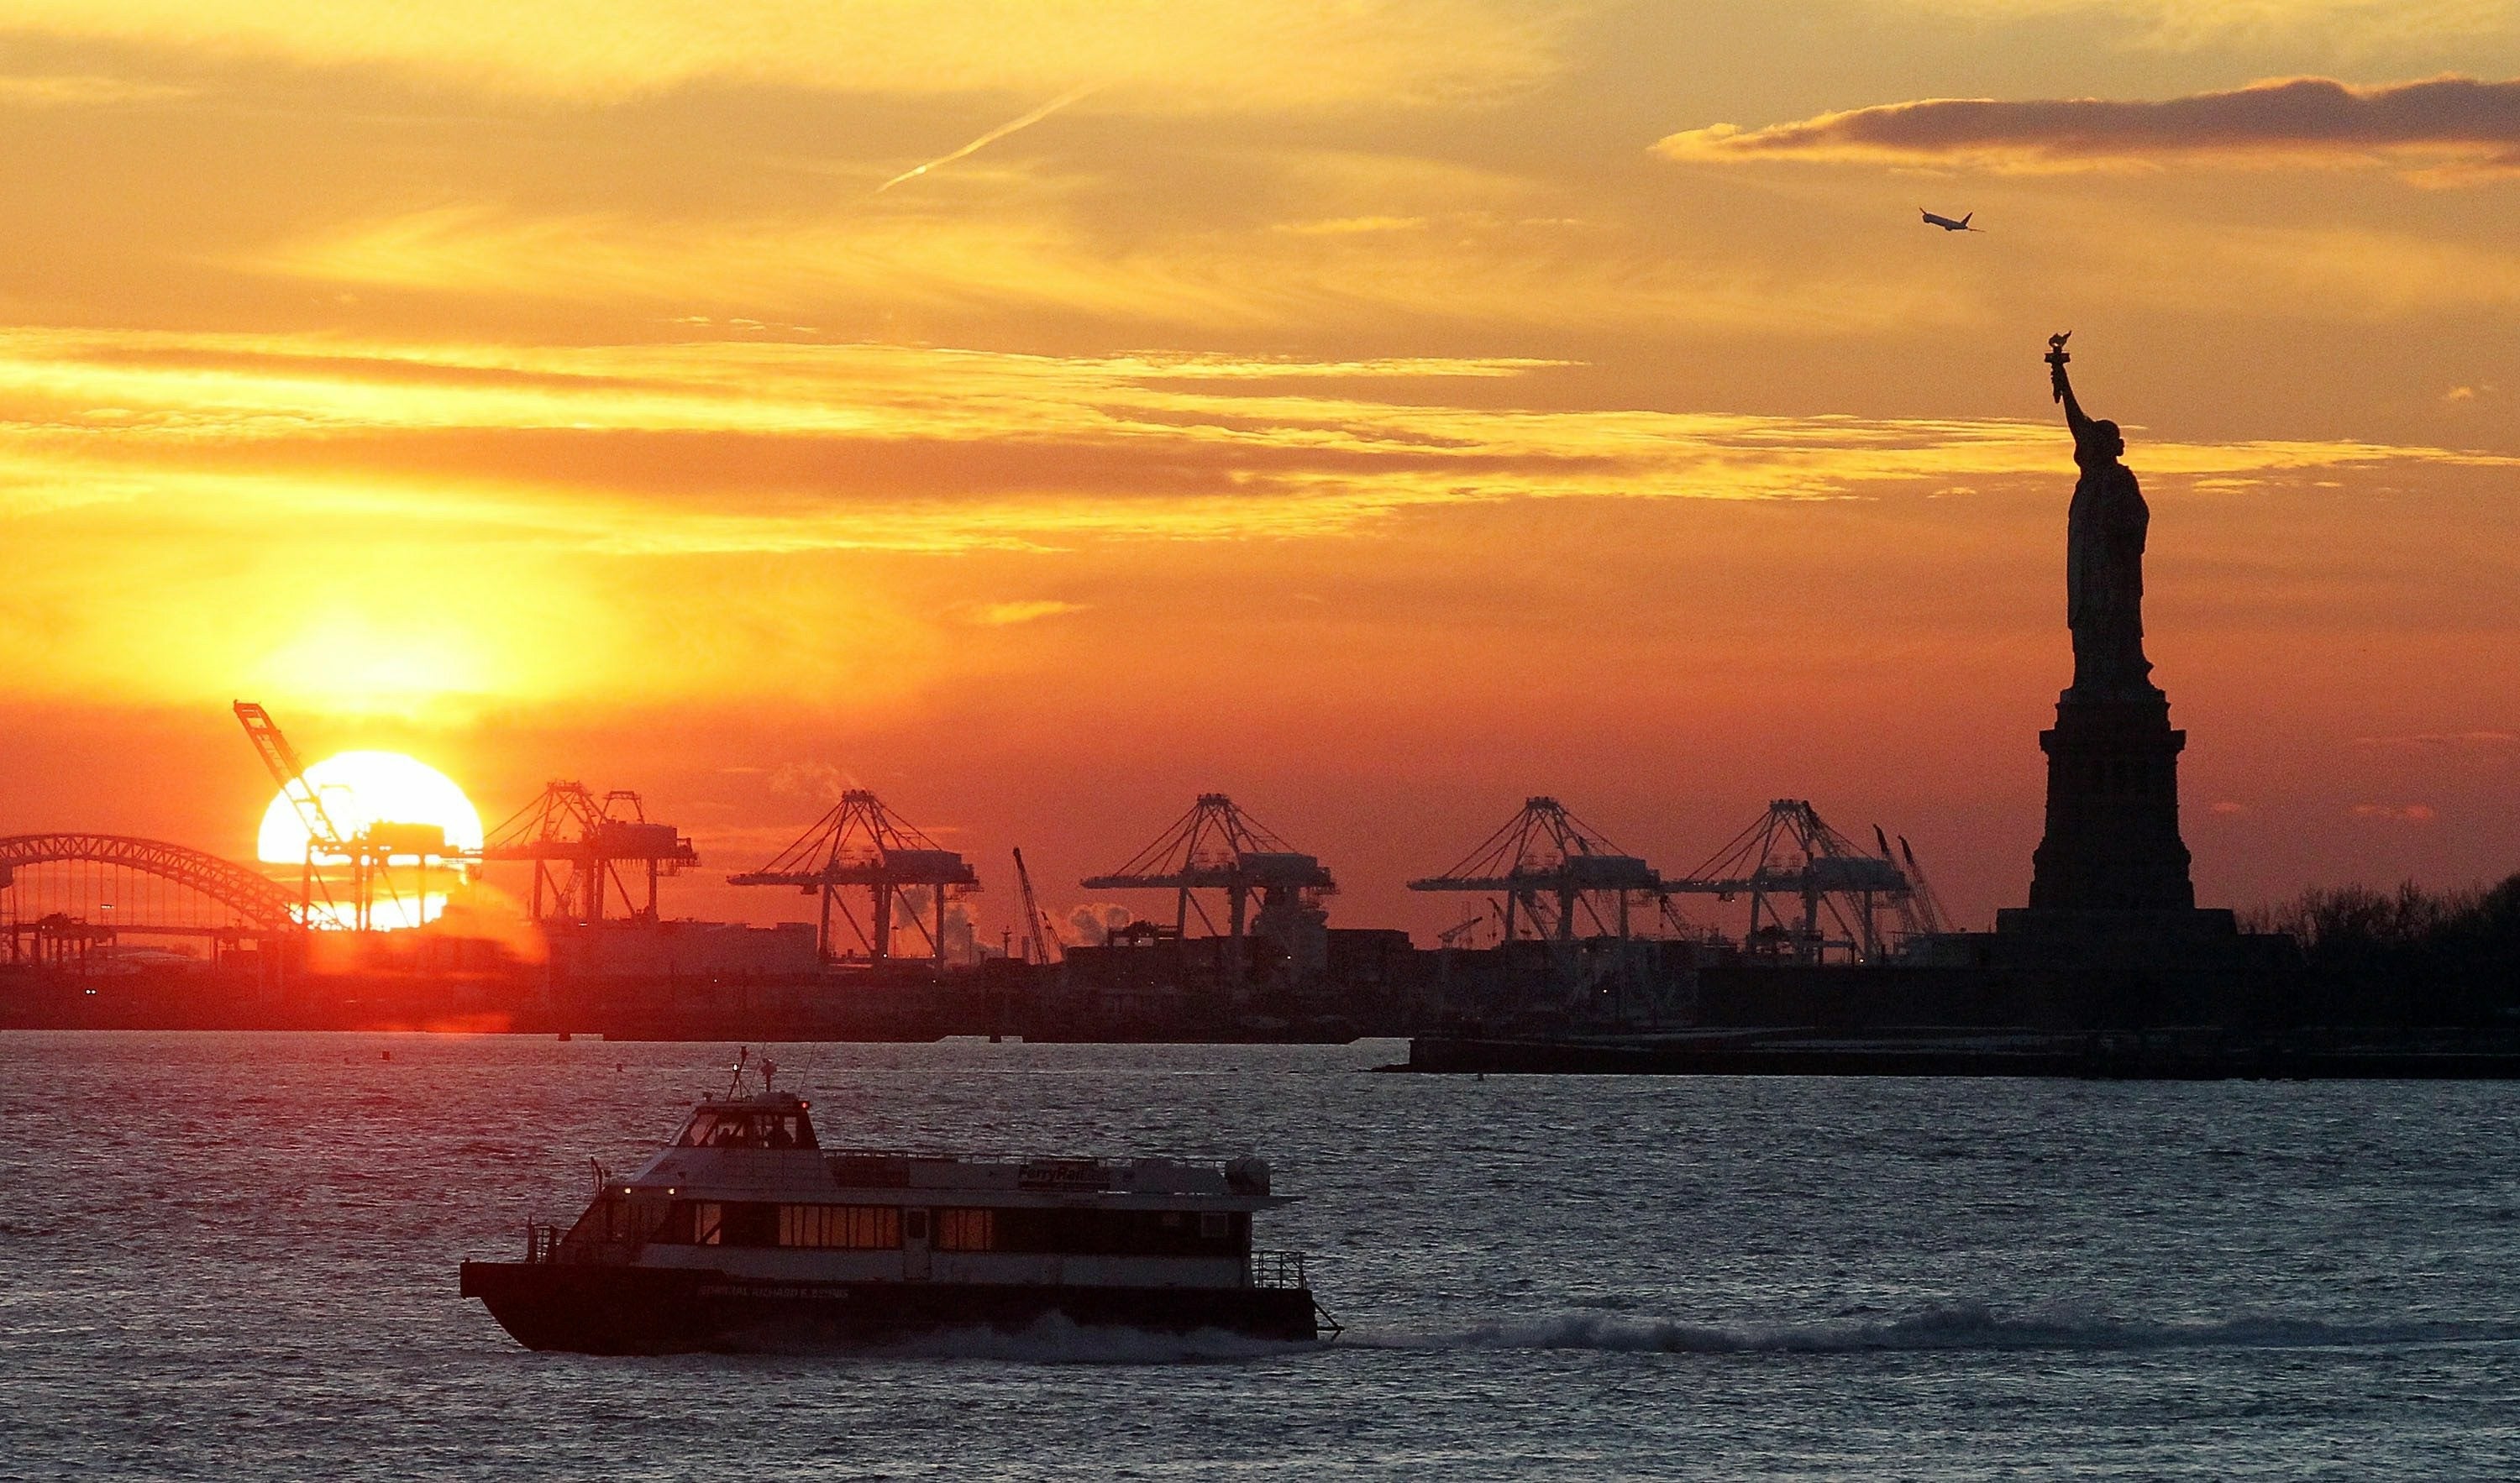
[[5, 1033, 2517, 1478]]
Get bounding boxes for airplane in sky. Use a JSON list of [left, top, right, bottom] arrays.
[[1920, 209, 1979, 232]]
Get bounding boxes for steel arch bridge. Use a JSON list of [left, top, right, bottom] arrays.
[[0, 833, 302, 934]]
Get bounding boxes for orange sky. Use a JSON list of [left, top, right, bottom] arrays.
[[3, 2, 2517, 940]]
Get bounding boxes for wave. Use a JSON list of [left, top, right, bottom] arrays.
[[716, 1304, 2517, 1366], [1352, 1302, 2520, 1356]]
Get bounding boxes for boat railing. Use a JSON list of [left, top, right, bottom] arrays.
[[1249, 1250, 1310, 1290], [522, 1221, 567, 1265]]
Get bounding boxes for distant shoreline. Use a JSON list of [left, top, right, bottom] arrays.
[[1389, 1030, 2520, 1080]]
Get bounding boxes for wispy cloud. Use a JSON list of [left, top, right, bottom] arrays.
[[2351, 802, 2440, 822], [1271, 215, 1431, 236], [0, 72, 193, 107], [237, 191, 1977, 340], [878, 84, 1097, 192], [0, 1, 1568, 108], [1657, 76, 2520, 179], [0, 330, 2510, 555], [962, 600, 1089, 626], [2355, 730, 2520, 748]]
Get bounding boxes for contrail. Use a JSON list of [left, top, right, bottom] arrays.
[[876, 84, 1098, 193]]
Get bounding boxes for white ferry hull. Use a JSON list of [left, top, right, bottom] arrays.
[[460, 1260, 1322, 1354]]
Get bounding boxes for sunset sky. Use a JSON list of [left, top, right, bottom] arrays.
[[4, 1, 2517, 941]]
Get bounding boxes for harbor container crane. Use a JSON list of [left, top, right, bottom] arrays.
[[1660, 799, 1925, 963], [728, 789, 979, 968], [481, 782, 698, 926], [1081, 794, 1335, 972], [1408, 796, 1666, 942]]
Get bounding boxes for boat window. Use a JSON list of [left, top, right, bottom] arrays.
[[593, 1197, 651, 1244], [691, 1201, 722, 1246], [903, 1209, 929, 1242], [827, 1155, 911, 1187], [559, 1195, 634, 1250], [675, 1111, 758, 1147], [673, 1109, 818, 1150], [778, 1204, 901, 1250], [936, 1208, 996, 1252], [719, 1203, 780, 1247], [985, 1207, 1249, 1257]]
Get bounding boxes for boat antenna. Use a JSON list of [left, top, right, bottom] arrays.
[[759, 1056, 779, 1093], [726, 1047, 749, 1098]]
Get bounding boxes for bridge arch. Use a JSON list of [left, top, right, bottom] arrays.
[[0, 834, 302, 933]]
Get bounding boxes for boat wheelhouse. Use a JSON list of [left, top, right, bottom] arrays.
[[461, 1083, 1331, 1353]]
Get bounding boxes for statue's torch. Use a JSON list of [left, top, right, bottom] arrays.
[[2045, 332, 2072, 401]]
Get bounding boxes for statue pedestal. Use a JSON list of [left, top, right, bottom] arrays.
[[1953, 682, 2300, 1029], [2019, 689, 2196, 912]]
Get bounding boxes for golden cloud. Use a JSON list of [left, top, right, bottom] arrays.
[[0, 330, 2509, 542], [1878, 0, 2520, 53], [1656, 76, 2520, 178]]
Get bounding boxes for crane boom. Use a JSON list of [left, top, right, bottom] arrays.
[[232, 698, 428, 932], [1012, 846, 1059, 965], [1898, 835, 1951, 935], [233, 701, 350, 852]]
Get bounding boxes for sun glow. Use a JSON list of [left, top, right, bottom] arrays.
[[255, 750, 486, 866]]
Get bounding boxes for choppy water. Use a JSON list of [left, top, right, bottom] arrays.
[[6, 1033, 2520, 1479]]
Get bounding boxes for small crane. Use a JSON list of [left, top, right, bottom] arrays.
[[1011, 847, 1062, 967], [233, 700, 417, 931], [1898, 833, 1952, 936], [234, 701, 354, 926]]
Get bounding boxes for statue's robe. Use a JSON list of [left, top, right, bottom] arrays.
[[2066, 439, 2152, 697]]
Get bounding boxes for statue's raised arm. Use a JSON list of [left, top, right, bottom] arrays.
[[2046, 332, 2096, 445], [2048, 331, 2128, 470]]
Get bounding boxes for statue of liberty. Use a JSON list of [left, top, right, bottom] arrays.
[[2046, 334, 2155, 700]]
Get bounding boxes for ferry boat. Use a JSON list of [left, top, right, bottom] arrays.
[[459, 1073, 1334, 1353]]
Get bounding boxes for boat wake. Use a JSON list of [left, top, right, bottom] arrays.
[[1352, 1302, 2520, 1356], [698, 1304, 2520, 1365]]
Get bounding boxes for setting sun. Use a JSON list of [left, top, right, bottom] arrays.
[[255, 750, 485, 867]]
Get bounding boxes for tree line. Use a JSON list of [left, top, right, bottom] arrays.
[[2245, 875, 2520, 1026]]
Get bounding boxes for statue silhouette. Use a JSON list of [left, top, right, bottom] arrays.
[[2047, 335, 2155, 699]]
